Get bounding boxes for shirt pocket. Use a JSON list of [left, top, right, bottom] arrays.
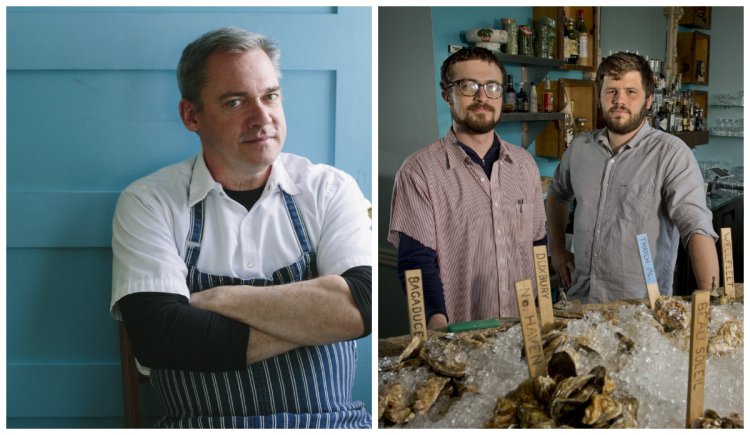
[[618, 182, 656, 227], [503, 198, 533, 243]]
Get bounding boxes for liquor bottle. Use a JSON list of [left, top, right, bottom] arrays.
[[576, 9, 589, 65], [694, 107, 704, 131], [673, 102, 682, 133], [542, 77, 554, 113], [503, 75, 517, 113], [516, 81, 529, 112], [656, 103, 669, 132], [564, 15, 578, 64], [682, 100, 692, 132], [529, 81, 538, 113]]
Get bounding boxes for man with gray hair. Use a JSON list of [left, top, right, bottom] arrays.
[[110, 28, 372, 428]]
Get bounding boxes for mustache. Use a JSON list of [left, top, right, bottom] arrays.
[[467, 103, 495, 112], [609, 105, 631, 114]]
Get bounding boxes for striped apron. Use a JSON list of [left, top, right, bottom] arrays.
[[150, 192, 371, 428]]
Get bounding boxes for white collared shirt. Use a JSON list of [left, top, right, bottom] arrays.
[[110, 152, 371, 319]]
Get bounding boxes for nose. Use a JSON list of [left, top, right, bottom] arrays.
[[247, 99, 273, 127], [474, 87, 489, 102], [611, 90, 626, 105]]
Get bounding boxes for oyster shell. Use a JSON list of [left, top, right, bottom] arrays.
[[653, 297, 690, 332], [582, 393, 623, 426], [708, 319, 743, 356], [412, 375, 449, 414], [483, 398, 517, 428], [379, 383, 413, 424], [517, 401, 553, 428], [549, 373, 596, 420], [691, 409, 744, 429], [531, 375, 557, 404], [420, 335, 469, 377], [615, 331, 635, 354], [397, 334, 425, 363], [547, 351, 577, 383]]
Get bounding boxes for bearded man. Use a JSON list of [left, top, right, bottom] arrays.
[[546, 52, 719, 303], [388, 47, 547, 327]]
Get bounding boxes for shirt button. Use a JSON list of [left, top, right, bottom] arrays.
[[247, 262, 255, 268]]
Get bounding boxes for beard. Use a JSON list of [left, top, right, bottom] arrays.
[[451, 102, 500, 134], [604, 100, 649, 135]]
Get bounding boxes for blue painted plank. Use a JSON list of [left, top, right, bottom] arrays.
[[8, 70, 334, 191], [8, 417, 128, 429], [7, 363, 132, 418], [334, 8, 373, 199], [7, 193, 118, 248], [7, 249, 119, 360], [7, 8, 349, 71]]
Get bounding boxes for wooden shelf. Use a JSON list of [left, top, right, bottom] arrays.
[[560, 63, 596, 73], [495, 53, 565, 68], [679, 7, 711, 29], [674, 130, 709, 148], [500, 112, 564, 123]]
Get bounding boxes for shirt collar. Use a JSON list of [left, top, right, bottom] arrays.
[[188, 153, 301, 207], [444, 128, 514, 170], [597, 121, 654, 153]]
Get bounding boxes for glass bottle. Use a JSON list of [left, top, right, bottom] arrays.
[[529, 81, 538, 113], [564, 15, 578, 64], [576, 9, 588, 65], [543, 77, 554, 112], [503, 75, 517, 113], [517, 81, 529, 112]]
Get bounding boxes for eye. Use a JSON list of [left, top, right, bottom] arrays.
[[263, 91, 281, 103], [459, 80, 479, 93], [224, 98, 243, 109]]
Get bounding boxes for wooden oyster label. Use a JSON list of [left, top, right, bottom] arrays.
[[636, 234, 660, 309], [532, 245, 554, 332], [720, 228, 735, 298], [405, 269, 427, 338], [686, 290, 710, 428], [514, 279, 546, 379]]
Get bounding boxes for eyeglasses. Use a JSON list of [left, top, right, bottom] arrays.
[[445, 79, 504, 99]]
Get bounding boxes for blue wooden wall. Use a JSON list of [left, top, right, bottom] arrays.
[[7, 6, 372, 428]]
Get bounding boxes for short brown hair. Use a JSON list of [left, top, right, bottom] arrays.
[[595, 52, 655, 99], [440, 47, 506, 89]]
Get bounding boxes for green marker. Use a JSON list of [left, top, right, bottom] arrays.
[[446, 318, 500, 333]]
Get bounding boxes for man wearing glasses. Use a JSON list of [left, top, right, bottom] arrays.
[[388, 47, 546, 328]]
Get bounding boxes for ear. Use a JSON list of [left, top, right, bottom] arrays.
[[179, 99, 200, 132], [441, 89, 452, 106], [646, 93, 654, 111]]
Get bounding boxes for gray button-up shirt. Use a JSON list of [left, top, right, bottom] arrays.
[[548, 123, 717, 303]]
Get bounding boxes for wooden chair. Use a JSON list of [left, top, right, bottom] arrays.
[[119, 322, 150, 428]]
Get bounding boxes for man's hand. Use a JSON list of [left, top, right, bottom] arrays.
[[550, 249, 575, 289], [427, 313, 448, 330]]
